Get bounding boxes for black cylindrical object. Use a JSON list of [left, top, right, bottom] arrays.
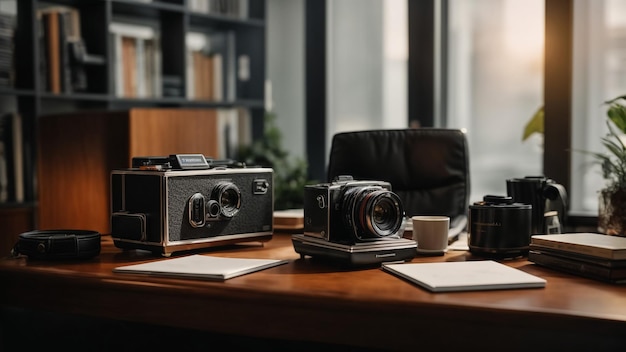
[[468, 195, 532, 258]]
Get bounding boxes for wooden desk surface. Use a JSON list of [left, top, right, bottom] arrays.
[[2, 233, 626, 350]]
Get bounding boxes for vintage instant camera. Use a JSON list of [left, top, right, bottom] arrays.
[[110, 154, 273, 256], [292, 176, 417, 265]]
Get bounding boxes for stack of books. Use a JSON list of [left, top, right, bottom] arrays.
[[528, 233, 626, 284]]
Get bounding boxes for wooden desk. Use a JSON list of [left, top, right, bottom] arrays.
[[1, 233, 626, 351]]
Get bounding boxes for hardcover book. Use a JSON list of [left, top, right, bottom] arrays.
[[528, 244, 626, 268], [528, 249, 626, 284], [530, 233, 626, 260]]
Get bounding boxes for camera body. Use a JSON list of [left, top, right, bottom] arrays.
[[110, 154, 273, 256], [303, 176, 405, 245]]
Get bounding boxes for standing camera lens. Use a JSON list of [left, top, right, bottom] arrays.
[[211, 182, 241, 218], [343, 186, 404, 239]]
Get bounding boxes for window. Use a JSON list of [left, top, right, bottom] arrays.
[[445, 0, 545, 203], [571, 0, 626, 216], [326, 0, 408, 157]]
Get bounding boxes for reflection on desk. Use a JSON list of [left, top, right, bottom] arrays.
[[1, 233, 626, 351]]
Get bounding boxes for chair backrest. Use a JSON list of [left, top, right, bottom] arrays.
[[327, 128, 470, 222]]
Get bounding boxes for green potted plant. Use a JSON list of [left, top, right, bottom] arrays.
[[523, 96, 626, 236], [590, 95, 626, 236]]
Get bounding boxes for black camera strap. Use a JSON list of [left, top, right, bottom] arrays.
[[11, 230, 101, 260]]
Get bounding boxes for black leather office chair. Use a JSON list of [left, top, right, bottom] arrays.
[[327, 128, 470, 230]]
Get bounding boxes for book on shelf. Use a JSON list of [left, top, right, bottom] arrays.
[[57, 10, 72, 93], [41, 9, 61, 93], [122, 36, 137, 97], [185, 31, 225, 101], [528, 248, 626, 284], [188, 0, 249, 19], [0, 13, 15, 88], [222, 31, 236, 101], [530, 233, 626, 260], [0, 112, 23, 203], [161, 75, 183, 97], [110, 22, 161, 98]]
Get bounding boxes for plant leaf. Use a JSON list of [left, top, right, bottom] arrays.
[[607, 104, 626, 134], [601, 137, 624, 159], [604, 94, 626, 105], [522, 106, 544, 141], [605, 95, 626, 134]]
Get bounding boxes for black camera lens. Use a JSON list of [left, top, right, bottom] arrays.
[[370, 194, 401, 232], [212, 182, 241, 218], [344, 186, 404, 239]]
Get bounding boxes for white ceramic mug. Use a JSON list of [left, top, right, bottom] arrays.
[[412, 215, 450, 254]]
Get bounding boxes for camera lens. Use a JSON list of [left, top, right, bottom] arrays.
[[212, 182, 241, 218], [344, 186, 404, 239]]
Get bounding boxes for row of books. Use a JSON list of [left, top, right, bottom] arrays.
[[37, 5, 105, 94], [111, 24, 236, 100], [529, 232, 626, 284], [12, 7, 237, 99], [188, 0, 248, 18], [0, 13, 15, 88], [0, 112, 23, 203], [110, 22, 162, 98], [187, 51, 222, 100], [186, 31, 228, 101]]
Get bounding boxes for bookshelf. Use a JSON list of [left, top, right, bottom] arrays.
[[0, 0, 266, 255]]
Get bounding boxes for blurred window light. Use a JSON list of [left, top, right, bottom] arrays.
[[571, 0, 626, 215], [446, 0, 545, 203]]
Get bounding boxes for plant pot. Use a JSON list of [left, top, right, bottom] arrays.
[[598, 188, 626, 236]]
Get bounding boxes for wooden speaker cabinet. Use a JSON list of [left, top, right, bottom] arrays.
[[37, 108, 219, 235]]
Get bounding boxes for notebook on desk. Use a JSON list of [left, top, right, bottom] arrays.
[[382, 260, 546, 292], [113, 254, 288, 281]]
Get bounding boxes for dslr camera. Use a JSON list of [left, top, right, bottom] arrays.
[[110, 154, 273, 256], [303, 175, 406, 244]]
